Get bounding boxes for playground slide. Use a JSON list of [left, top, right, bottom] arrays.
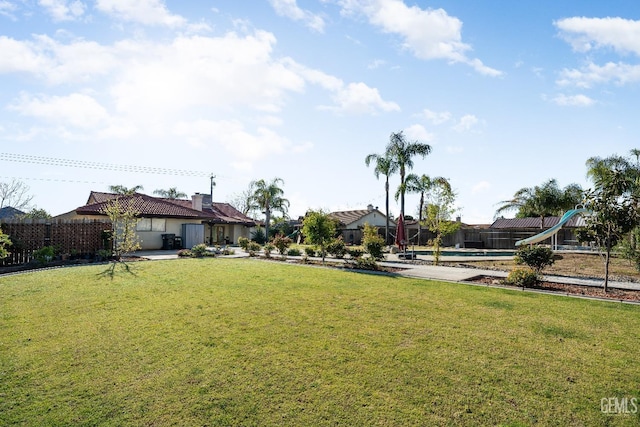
[[515, 208, 588, 246]]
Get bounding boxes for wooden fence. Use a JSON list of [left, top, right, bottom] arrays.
[[0, 219, 112, 266]]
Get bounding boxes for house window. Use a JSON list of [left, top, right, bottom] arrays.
[[136, 218, 166, 232]]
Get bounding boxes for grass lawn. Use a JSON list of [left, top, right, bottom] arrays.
[[1, 258, 639, 426]]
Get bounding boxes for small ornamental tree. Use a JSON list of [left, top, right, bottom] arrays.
[[362, 223, 385, 260], [0, 227, 11, 259], [302, 210, 336, 264], [421, 180, 459, 265], [100, 196, 141, 277], [272, 234, 293, 255]]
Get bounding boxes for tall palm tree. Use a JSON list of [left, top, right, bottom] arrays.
[[385, 131, 432, 219], [109, 185, 144, 196], [403, 174, 451, 245], [365, 152, 398, 245], [153, 187, 187, 199], [249, 178, 290, 241]]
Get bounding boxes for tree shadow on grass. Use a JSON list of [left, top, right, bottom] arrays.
[[98, 260, 138, 280]]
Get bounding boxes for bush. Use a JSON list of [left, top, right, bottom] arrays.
[[251, 227, 267, 245], [362, 223, 385, 260], [326, 237, 347, 259], [238, 237, 250, 251], [272, 234, 293, 255], [348, 248, 364, 259], [247, 241, 261, 257], [191, 244, 208, 258], [33, 246, 56, 264], [304, 247, 316, 257], [351, 256, 379, 271], [287, 248, 301, 256], [222, 248, 235, 255], [515, 245, 555, 274], [263, 242, 275, 258], [506, 267, 539, 289], [177, 249, 193, 257]]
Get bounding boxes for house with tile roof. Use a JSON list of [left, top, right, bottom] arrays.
[[56, 191, 256, 250], [328, 204, 394, 245]]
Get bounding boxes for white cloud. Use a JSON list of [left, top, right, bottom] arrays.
[[269, 0, 325, 33], [403, 124, 433, 142], [555, 17, 640, 55], [0, 1, 18, 20], [95, 0, 187, 27], [9, 92, 109, 128], [472, 181, 490, 194], [38, 0, 86, 22], [452, 114, 479, 132], [337, 0, 501, 76], [367, 59, 386, 69], [421, 108, 451, 125], [323, 82, 400, 114], [551, 93, 595, 107], [557, 61, 640, 88]]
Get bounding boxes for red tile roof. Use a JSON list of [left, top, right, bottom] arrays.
[[76, 192, 256, 225]]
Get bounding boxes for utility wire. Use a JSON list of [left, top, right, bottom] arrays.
[[0, 153, 211, 177]]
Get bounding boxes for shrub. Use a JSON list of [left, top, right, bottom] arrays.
[[238, 236, 250, 251], [96, 249, 112, 261], [251, 227, 267, 245], [247, 241, 261, 257], [506, 267, 539, 289], [263, 242, 275, 258], [362, 223, 385, 260], [326, 237, 347, 259], [33, 246, 56, 264], [191, 244, 208, 258], [287, 248, 301, 256], [352, 256, 379, 271], [272, 234, 293, 255], [304, 247, 316, 257], [348, 248, 364, 259], [515, 245, 555, 274], [177, 249, 193, 257], [222, 248, 235, 255]]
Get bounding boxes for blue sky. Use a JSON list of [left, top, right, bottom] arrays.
[[1, 0, 639, 223]]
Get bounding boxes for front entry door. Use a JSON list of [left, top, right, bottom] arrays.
[[216, 226, 225, 244]]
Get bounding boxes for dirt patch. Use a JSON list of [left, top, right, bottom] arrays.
[[469, 275, 640, 302]]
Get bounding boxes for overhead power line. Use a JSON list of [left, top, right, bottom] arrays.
[[0, 153, 211, 177]]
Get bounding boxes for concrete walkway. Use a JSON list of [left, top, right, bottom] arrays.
[[135, 249, 640, 292]]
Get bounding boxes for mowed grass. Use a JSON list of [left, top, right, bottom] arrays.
[[1, 259, 639, 426]]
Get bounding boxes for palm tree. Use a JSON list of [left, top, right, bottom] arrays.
[[385, 131, 432, 218], [153, 187, 187, 199], [109, 185, 144, 196], [403, 173, 451, 245], [365, 152, 398, 245], [249, 178, 290, 241], [495, 179, 583, 228]]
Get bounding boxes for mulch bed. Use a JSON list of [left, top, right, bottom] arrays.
[[469, 275, 640, 302]]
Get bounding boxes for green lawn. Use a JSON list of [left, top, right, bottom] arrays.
[[1, 258, 639, 426]]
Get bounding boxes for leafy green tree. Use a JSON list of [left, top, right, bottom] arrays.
[[365, 152, 398, 245], [495, 179, 584, 227], [403, 173, 450, 246], [109, 184, 144, 196], [362, 223, 385, 260], [153, 187, 187, 199], [0, 227, 11, 259], [301, 210, 337, 264], [19, 208, 51, 219], [385, 131, 432, 219], [249, 178, 289, 241], [421, 181, 460, 265], [576, 188, 637, 292]]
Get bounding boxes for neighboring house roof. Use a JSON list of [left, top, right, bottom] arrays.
[[328, 208, 394, 227], [0, 206, 25, 219], [490, 216, 585, 229], [75, 192, 256, 225]]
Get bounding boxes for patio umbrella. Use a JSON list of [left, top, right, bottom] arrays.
[[395, 213, 406, 252]]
